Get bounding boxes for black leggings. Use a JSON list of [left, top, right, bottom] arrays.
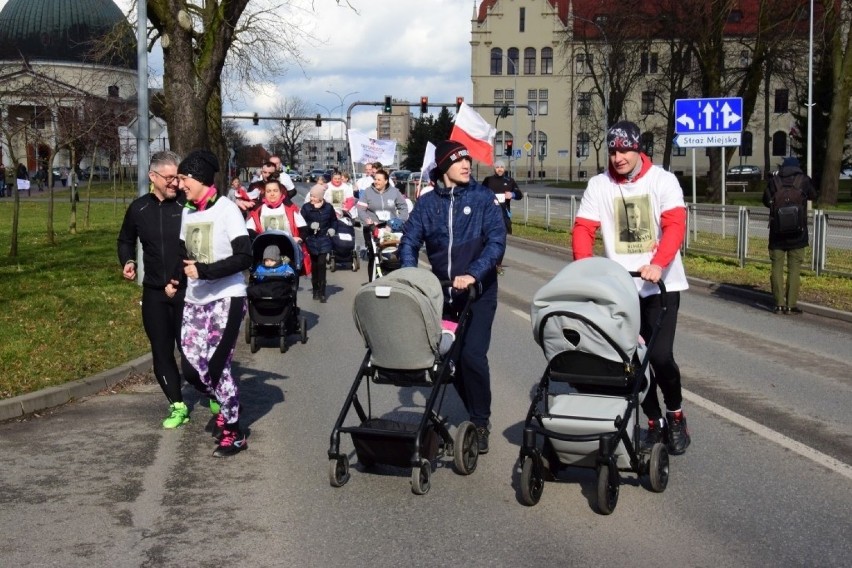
[[310, 252, 327, 290], [639, 291, 683, 420], [141, 286, 185, 403]]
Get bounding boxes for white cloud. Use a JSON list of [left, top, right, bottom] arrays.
[[1, 0, 474, 143]]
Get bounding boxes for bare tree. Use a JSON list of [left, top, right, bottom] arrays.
[[266, 96, 313, 170]]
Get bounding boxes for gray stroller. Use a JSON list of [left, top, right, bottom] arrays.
[[327, 267, 479, 495], [519, 257, 669, 514]]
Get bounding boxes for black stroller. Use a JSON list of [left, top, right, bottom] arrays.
[[366, 220, 403, 282], [518, 257, 669, 515], [328, 215, 360, 272], [328, 267, 479, 495], [244, 230, 308, 353]]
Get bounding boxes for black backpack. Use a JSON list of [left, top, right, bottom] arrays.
[[770, 174, 807, 235]]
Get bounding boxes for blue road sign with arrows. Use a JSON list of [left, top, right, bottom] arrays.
[[674, 97, 743, 134]]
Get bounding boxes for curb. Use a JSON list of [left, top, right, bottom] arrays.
[[0, 354, 152, 422]]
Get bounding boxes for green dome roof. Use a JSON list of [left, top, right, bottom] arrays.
[[0, 0, 136, 69]]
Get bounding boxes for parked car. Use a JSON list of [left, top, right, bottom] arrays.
[[81, 166, 110, 180], [390, 169, 411, 185], [839, 167, 852, 180], [285, 170, 302, 182], [308, 168, 326, 183], [727, 164, 761, 181]]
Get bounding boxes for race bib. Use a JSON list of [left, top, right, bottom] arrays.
[[496, 194, 506, 203]]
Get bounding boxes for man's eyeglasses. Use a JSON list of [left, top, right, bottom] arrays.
[[151, 170, 178, 184]]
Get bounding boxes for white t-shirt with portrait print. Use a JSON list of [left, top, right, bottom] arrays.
[[246, 203, 292, 235], [181, 197, 248, 305], [576, 165, 688, 297]]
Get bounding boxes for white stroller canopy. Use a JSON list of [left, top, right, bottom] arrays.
[[530, 257, 641, 363]]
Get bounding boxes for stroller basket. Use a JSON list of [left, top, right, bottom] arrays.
[[351, 418, 439, 468], [372, 368, 434, 387]]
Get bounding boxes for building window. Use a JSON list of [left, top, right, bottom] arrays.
[[577, 132, 590, 158], [107, 85, 119, 97], [640, 52, 658, 74], [528, 131, 547, 157], [772, 131, 787, 156], [524, 48, 536, 74], [673, 144, 686, 157], [741, 131, 753, 156], [739, 49, 751, 68], [541, 47, 553, 75], [729, 10, 743, 22], [774, 89, 789, 113], [641, 91, 655, 115], [527, 89, 548, 116], [538, 89, 548, 115], [640, 132, 654, 156], [507, 47, 519, 75], [490, 48, 503, 75], [672, 52, 691, 74], [519, 7, 525, 32], [578, 92, 592, 116], [495, 89, 514, 116], [576, 53, 592, 74]]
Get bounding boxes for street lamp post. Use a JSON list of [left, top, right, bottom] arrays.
[[325, 90, 359, 139], [806, 0, 813, 178]]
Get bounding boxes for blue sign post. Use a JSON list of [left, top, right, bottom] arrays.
[[673, 97, 743, 147]]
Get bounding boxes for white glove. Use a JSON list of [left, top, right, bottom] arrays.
[[310, 222, 319, 231], [327, 228, 336, 237]]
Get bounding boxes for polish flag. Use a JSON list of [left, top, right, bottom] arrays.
[[450, 102, 496, 166]]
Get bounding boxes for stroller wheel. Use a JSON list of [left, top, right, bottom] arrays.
[[596, 464, 619, 515], [453, 421, 479, 475], [410, 459, 431, 495], [352, 252, 360, 272], [279, 335, 288, 353], [520, 455, 545, 506], [648, 443, 669, 493], [328, 455, 350, 488], [299, 316, 308, 344], [250, 335, 259, 354], [329, 256, 336, 272]]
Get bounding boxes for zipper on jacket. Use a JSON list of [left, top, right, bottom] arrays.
[[158, 200, 166, 287], [447, 188, 454, 301]]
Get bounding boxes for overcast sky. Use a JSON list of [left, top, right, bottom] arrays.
[[0, 0, 474, 141]]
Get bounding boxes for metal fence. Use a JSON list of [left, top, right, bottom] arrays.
[[520, 193, 852, 278]]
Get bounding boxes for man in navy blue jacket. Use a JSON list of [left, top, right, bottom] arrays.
[[399, 140, 506, 453]]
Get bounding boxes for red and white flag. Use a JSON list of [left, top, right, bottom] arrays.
[[450, 102, 496, 166]]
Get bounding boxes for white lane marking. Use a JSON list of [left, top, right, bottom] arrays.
[[509, 306, 852, 480]]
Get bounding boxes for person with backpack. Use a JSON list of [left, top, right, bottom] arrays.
[[762, 157, 817, 314]]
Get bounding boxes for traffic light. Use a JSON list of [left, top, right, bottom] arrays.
[[499, 105, 509, 119], [383, 95, 392, 113], [315, 114, 322, 127], [420, 96, 428, 114], [505, 139, 513, 157], [456, 96, 464, 113], [252, 112, 259, 126], [284, 114, 291, 126]]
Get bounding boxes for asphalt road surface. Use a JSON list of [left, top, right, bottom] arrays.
[[1, 231, 851, 567]]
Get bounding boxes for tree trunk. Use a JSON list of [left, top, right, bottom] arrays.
[[818, 6, 852, 206]]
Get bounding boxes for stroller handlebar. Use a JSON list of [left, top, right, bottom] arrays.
[[439, 279, 480, 301], [628, 271, 667, 296]]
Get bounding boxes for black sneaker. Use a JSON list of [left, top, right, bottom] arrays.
[[642, 418, 667, 450], [476, 426, 490, 454], [666, 410, 691, 455], [773, 305, 785, 314], [788, 306, 803, 315], [213, 426, 247, 457]]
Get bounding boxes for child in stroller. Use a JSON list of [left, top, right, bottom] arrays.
[[327, 215, 360, 272], [244, 230, 308, 353], [518, 257, 669, 514], [366, 217, 404, 281], [328, 267, 480, 495]]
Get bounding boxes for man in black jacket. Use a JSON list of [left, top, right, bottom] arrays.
[[762, 157, 817, 314], [482, 160, 522, 274], [117, 151, 194, 428]]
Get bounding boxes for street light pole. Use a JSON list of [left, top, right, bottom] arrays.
[[325, 90, 359, 139], [806, 0, 813, 178]]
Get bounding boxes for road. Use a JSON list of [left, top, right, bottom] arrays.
[[1, 193, 851, 567]]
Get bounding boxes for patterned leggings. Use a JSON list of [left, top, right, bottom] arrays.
[[181, 297, 247, 424]]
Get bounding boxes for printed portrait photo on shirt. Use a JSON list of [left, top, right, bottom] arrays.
[[614, 195, 654, 254], [186, 223, 213, 263]]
